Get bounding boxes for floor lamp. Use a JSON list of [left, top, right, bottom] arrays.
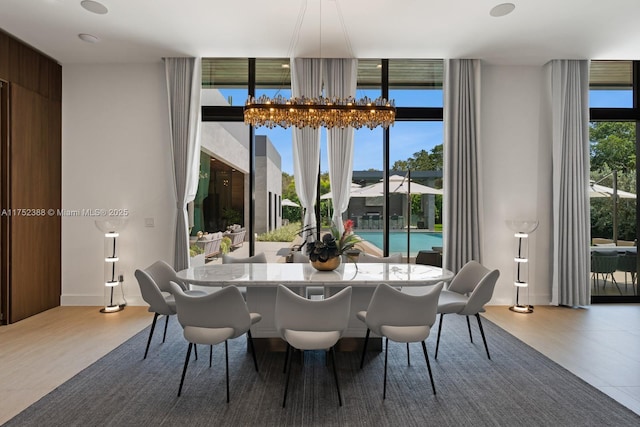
[[506, 220, 539, 314], [95, 219, 128, 313]]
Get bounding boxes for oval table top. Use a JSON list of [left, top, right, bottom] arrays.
[[177, 262, 453, 288]]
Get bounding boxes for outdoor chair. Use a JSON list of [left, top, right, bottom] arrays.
[[591, 251, 620, 295], [616, 251, 637, 295]]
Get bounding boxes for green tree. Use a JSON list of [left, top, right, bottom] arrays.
[[392, 144, 443, 224], [589, 122, 637, 241], [391, 144, 443, 172], [590, 122, 635, 172]]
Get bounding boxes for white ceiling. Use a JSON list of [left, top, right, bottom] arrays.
[[1, 0, 640, 66]]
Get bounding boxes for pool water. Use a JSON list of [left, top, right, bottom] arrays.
[[355, 231, 443, 257]]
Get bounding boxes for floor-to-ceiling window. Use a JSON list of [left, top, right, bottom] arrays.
[[589, 60, 640, 303], [199, 58, 444, 262]]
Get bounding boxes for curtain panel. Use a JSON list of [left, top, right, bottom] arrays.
[[443, 59, 483, 273], [164, 57, 202, 271], [550, 60, 591, 307], [323, 58, 357, 233], [291, 58, 323, 241]]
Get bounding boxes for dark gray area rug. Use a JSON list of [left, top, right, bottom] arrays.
[[4, 315, 639, 427]]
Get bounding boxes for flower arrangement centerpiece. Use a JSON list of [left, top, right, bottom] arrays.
[[307, 220, 361, 271]]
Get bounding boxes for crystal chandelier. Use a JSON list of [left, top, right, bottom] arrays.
[[244, 94, 395, 130], [243, 0, 396, 130]]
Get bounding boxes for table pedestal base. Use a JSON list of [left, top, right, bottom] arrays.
[[249, 337, 382, 353]]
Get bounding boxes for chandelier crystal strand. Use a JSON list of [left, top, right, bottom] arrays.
[[244, 95, 396, 129]]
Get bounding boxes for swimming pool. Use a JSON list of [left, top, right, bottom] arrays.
[[355, 231, 443, 257]]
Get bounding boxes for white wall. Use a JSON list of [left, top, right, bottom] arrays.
[[480, 63, 553, 306], [59, 61, 555, 308], [61, 63, 175, 306]]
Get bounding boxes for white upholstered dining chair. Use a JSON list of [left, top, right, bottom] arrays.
[[357, 282, 443, 398], [274, 284, 352, 407], [169, 283, 262, 403], [435, 260, 500, 360]]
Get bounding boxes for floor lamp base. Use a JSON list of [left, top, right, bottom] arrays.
[[100, 303, 126, 313], [509, 304, 533, 314]]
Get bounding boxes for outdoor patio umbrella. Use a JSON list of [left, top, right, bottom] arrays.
[[282, 198, 300, 207], [320, 182, 362, 200], [589, 182, 636, 199], [350, 174, 442, 197], [351, 173, 443, 260], [589, 179, 636, 243]]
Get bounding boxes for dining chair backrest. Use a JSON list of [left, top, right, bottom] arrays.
[[358, 252, 402, 263], [145, 260, 187, 293], [135, 269, 175, 316], [447, 260, 490, 295], [169, 283, 251, 339], [591, 251, 618, 274], [458, 269, 500, 316], [222, 252, 267, 264], [274, 285, 352, 336], [364, 282, 443, 336], [291, 252, 309, 263], [617, 252, 637, 273]]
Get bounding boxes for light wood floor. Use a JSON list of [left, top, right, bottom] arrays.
[[0, 304, 639, 424]]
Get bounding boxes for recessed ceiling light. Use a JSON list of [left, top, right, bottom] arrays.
[[78, 33, 100, 43], [490, 3, 515, 17], [81, 0, 109, 15]]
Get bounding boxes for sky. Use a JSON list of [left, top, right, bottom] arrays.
[[222, 88, 444, 175], [217, 88, 631, 175]]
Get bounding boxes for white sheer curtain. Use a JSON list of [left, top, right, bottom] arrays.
[[323, 58, 357, 233], [443, 59, 482, 273], [164, 57, 202, 270], [291, 58, 323, 240], [550, 60, 591, 307]]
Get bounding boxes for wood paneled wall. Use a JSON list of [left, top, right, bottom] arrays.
[[0, 29, 62, 323]]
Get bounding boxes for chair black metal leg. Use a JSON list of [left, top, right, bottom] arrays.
[[435, 313, 444, 359], [383, 337, 389, 400], [209, 345, 213, 368], [225, 340, 230, 403], [466, 315, 473, 343], [178, 343, 193, 397], [475, 313, 491, 359], [422, 340, 436, 395], [247, 330, 259, 372], [330, 346, 343, 406], [144, 313, 159, 359], [359, 329, 370, 369], [612, 275, 623, 295], [283, 343, 290, 374], [194, 344, 198, 360], [407, 343, 411, 366], [162, 314, 170, 343], [282, 345, 295, 408]]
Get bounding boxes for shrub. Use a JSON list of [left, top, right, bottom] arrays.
[[256, 222, 302, 242]]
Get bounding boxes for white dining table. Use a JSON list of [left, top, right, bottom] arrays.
[[177, 262, 453, 342]]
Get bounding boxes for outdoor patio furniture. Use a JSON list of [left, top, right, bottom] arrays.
[[197, 232, 223, 260], [224, 226, 246, 250], [616, 251, 637, 295], [591, 251, 621, 295]]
